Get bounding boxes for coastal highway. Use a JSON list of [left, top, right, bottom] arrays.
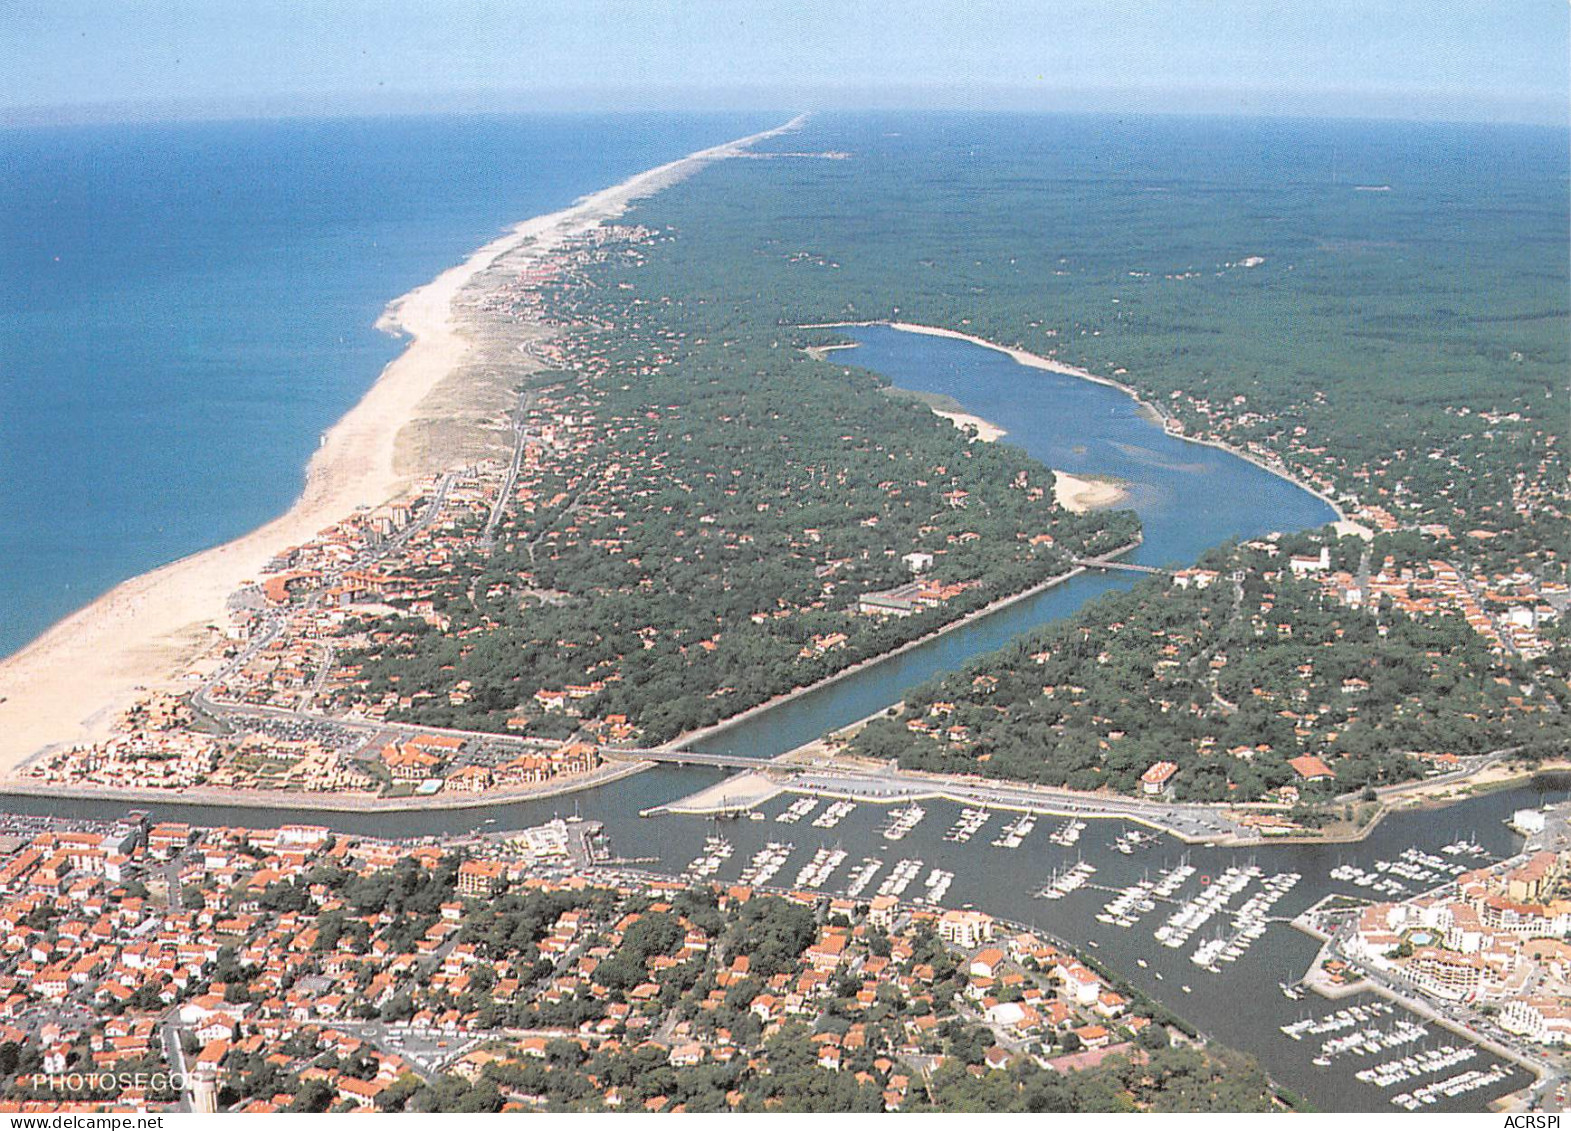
[[478, 389, 538, 551], [1354, 747, 1516, 804]]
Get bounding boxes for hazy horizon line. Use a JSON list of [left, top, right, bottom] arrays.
[[4, 81, 1566, 132]]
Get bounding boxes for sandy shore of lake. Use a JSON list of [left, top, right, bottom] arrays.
[[871, 320, 1345, 520], [0, 116, 803, 777], [1051, 469, 1129, 512], [919, 376, 1123, 511], [932, 408, 1007, 442]]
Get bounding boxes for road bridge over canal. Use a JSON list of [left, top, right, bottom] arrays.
[[1072, 556, 1173, 576], [603, 747, 786, 771]]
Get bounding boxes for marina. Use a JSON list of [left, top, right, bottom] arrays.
[[1282, 1002, 1397, 1041], [1188, 870, 1300, 971], [682, 833, 733, 879], [1328, 845, 1485, 899], [1036, 859, 1097, 900], [738, 840, 792, 887], [1048, 818, 1086, 847], [877, 857, 925, 898], [8, 764, 1548, 1113], [1154, 864, 1256, 951], [1359, 1044, 1476, 1088], [1111, 828, 1158, 855], [990, 812, 1035, 848], [843, 856, 884, 898], [776, 796, 820, 824], [921, 866, 956, 904], [1396, 1064, 1514, 1110], [1313, 1019, 1429, 1064], [1097, 878, 1158, 927], [793, 845, 848, 889], [944, 806, 992, 843], [1441, 836, 1490, 858], [811, 800, 857, 828], [881, 804, 926, 841], [606, 777, 1532, 1111]]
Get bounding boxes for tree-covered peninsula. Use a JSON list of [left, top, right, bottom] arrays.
[[330, 210, 1136, 743]]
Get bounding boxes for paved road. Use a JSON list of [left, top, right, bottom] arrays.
[[160, 1013, 192, 1113], [478, 390, 537, 551], [605, 748, 778, 771], [1355, 748, 1516, 804], [781, 766, 1249, 842]]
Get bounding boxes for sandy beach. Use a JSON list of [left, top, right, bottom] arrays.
[[904, 348, 1127, 512], [1051, 469, 1129, 512], [0, 116, 803, 775], [931, 408, 1007, 442], [846, 320, 1346, 521]]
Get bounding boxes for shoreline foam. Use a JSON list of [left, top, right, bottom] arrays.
[[0, 115, 805, 775]]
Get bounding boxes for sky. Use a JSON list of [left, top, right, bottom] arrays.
[[4, 0, 1567, 126]]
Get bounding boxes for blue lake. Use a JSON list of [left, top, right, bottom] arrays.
[[688, 323, 1339, 760]]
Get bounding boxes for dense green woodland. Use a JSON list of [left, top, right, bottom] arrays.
[[336, 155, 1138, 741], [673, 114, 1565, 566], [343, 112, 1564, 788], [634, 112, 1565, 791]]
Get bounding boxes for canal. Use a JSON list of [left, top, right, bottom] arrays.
[[5, 327, 1525, 1112]]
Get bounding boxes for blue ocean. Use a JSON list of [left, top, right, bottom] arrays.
[[0, 113, 777, 657]]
